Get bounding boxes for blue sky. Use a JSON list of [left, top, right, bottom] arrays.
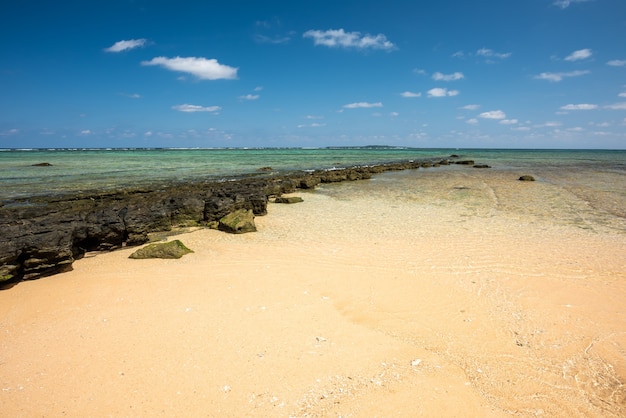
[[1, 0, 625, 149]]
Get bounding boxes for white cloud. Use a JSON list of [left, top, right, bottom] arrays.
[[534, 70, 590, 82], [239, 94, 260, 100], [104, 38, 147, 52], [306, 115, 324, 119], [432, 71, 464, 81], [466, 118, 479, 124], [460, 104, 480, 110], [565, 48, 592, 61], [0, 128, 19, 136], [427, 88, 459, 97], [500, 119, 519, 125], [605, 102, 626, 110], [401, 91, 421, 98], [560, 103, 598, 110], [479, 110, 506, 119], [476, 48, 511, 59], [80, 129, 92, 135], [536, 121, 562, 128], [172, 104, 221, 113], [619, 92, 626, 98], [142, 56, 238, 80], [297, 123, 326, 128], [553, 0, 594, 9], [343, 102, 383, 109], [254, 86, 263, 91], [608, 60, 626, 67], [390, 112, 399, 117], [303, 29, 395, 51]]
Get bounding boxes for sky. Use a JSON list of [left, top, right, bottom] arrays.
[[1, 0, 625, 149]]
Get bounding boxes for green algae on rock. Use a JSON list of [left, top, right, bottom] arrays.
[[128, 240, 194, 259]]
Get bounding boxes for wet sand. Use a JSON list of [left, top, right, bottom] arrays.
[[1, 168, 625, 417]]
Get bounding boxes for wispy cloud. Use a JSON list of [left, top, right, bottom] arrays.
[[401, 91, 421, 98], [343, 102, 383, 109], [297, 123, 326, 128], [172, 104, 221, 113], [466, 118, 479, 125], [476, 48, 512, 60], [479, 110, 506, 119], [254, 34, 292, 44], [605, 102, 626, 110], [0, 128, 19, 136], [142, 56, 238, 80], [453, 48, 511, 62], [534, 70, 590, 82], [427, 88, 459, 97], [460, 104, 480, 110], [303, 29, 396, 51], [500, 119, 518, 125], [239, 94, 260, 101], [432, 71, 464, 81], [553, 0, 594, 9], [254, 19, 291, 44], [565, 48, 592, 61], [119, 92, 141, 99], [607, 60, 626, 67], [104, 38, 147, 53], [560, 103, 598, 110]]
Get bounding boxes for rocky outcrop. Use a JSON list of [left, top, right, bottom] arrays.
[[274, 196, 304, 204], [128, 240, 194, 259], [217, 209, 257, 234], [0, 158, 468, 285], [519, 175, 536, 181]]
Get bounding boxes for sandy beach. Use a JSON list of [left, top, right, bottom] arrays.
[[2, 167, 625, 417]]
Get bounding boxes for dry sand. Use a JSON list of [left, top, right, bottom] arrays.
[[1, 169, 625, 417]]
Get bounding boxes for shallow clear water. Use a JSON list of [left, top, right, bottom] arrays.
[[1, 148, 624, 207]]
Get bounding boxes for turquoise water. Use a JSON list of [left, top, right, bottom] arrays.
[[0, 147, 625, 201]]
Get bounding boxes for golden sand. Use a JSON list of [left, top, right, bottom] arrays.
[[1, 169, 625, 417]]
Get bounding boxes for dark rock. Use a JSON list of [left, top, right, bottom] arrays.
[[274, 196, 303, 204], [455, 160, 475, 165], [258, 166, 273, 171], [519, 175, 536, 181], [218, 209, 256, 234], [299, 175, 321, 189], [129, 240, 193, 259], [450, 154, 460, 158], [32, 162, 53, 167], [473, 164, 491, 168]]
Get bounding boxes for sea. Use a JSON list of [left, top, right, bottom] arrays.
[[1, 147, 624, 200]]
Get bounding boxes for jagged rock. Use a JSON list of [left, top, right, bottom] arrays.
[[32, 162, 53, 167], [218, 209, 257, 234], [519, 175, 536, 181], [473, 164, 491, 168], [129, 240, 193, 259], [455, 160, 475, 165], [299, 175, 321, 189], [274, 196, 303, 204]]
